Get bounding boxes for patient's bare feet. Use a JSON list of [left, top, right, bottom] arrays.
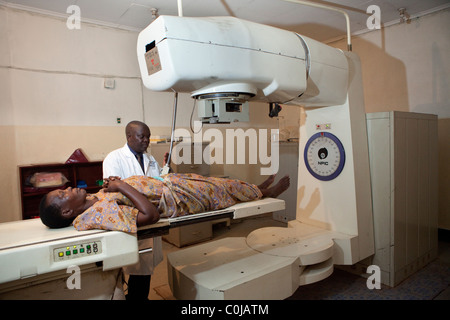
[[260, 175, 290, 198], [257, 174, 276, 190]]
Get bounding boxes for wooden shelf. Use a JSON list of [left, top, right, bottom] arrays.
[[19, 162, 103, 220]]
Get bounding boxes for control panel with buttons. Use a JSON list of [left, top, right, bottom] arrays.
[[53, 241, 102, 262]]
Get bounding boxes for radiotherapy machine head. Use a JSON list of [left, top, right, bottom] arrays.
[[137, 15, 350, 122]]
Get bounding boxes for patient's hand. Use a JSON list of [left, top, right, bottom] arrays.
[[103, 176, 123, 192], [104, 176, 121, 181]]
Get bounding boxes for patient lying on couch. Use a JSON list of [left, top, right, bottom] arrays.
[[39, 173, 290, 233]]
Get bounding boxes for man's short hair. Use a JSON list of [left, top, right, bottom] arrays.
[[126, 120, 149, 137], [39, 194, 73, 229]]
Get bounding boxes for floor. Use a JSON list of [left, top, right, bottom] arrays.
[[147, 215, 450, 300]]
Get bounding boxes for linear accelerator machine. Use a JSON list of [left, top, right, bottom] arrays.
[[136, 15, 374, 300], [0, 14, 373, 300]]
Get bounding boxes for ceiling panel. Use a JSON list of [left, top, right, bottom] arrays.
[[117, 3, 155, 29], [3, 0, 449, 41], [75, 0, 134, 22]]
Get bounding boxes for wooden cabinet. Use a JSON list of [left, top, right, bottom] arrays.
[[19, 162, 103, 220], [163, 221, 213, 248]]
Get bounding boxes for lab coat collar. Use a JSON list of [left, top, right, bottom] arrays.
[[122, 143, 156, 164], [126, 143, 142, 157]]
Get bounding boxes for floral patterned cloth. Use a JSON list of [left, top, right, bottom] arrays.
[[73, 173, 262, 233]]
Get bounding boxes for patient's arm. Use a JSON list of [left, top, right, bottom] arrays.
[[103, 177, 160, 226]]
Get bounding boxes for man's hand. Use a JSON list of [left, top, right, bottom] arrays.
[[163, 152, 169, 166]]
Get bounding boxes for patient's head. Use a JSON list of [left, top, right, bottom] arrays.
[[39, 187, 87, 228]]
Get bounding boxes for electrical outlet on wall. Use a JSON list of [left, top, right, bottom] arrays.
[[104, 78, 115, 89]]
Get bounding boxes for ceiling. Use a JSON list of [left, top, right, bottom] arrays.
[[2, 0, 449, 41]]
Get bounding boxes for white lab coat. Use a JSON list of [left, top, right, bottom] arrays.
[[103, 143, 162, 179], [103, 143, 163, 275]]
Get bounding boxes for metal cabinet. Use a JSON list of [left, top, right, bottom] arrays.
[[364, 111, 438, 286], [272, 141, 299, 223]]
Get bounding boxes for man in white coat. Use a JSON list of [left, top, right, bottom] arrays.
[[103, 120, 169, 300]]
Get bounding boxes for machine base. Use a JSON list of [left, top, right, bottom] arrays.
[[167, 222, 354, 299], [168, 237, 299, 300]]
